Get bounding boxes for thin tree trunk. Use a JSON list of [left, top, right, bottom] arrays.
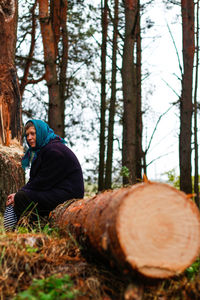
[[59, 0, 68, 138], [179, 0, 194, 194], [193, 0, 199, 207], [105, 0, 119, 189], [135, 0, 142, 180], [122, 0, 138, 185], [50, 0, 68, 137], [38, 0, 63, 136], [19, 1, 37, 97], [98, 0, 108, 191]]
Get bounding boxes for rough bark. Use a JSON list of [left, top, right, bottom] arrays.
[[135, 0, 143, 180], [0, 64, 21, 145], [98, 0, 108, 191], [51, 181, 200, 279], [122, 0, 138, 185], [0, 0, 17, 64], [0, 143, 24, 212], [179, 0, 194, 194], [19, 0, 37, 97], [59, 0, 68, 138], [0, 0, 24, 210], [38, 0, 63, 136], [0, 0, 22, 145], [193, 0, 199, 207], [105, 0, 118, 189]]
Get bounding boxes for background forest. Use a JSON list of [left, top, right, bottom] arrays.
[[13, 0, 199, 203]]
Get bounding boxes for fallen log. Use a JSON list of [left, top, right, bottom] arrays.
[[50, 181, 200, 279]]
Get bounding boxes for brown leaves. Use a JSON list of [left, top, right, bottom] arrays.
[[0, 232, 82, 297]]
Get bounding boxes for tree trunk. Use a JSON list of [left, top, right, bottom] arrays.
[[59, 0, 68, 139], [19, 1, 37, 97], [179, 0, 194, 194], [0, 144, 24, 212], [0, 0, 17, 64], [122, 0, 138, 185], [0, 0, 22, 145], [135, 0, 143, 180], [38, 0, 63, 136], [105, 0, 119, 189], [51, 181, 200, 279], [193, 0, 199, 207], [98, 0, 108, 191], [0, 0, 24, 210]]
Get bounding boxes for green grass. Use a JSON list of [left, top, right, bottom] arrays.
[[14, 274, 80, 300]]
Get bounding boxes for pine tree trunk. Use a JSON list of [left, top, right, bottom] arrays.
[[105, 0, 119, 189], [0, 0, 22, 145], [122, 0, 138, 185], [135, 0, 143, 180], [38, 0, 63, 136], [19, 1, 37, 97], [59, 0, 68, 139], [0, 0, 24, 211], [51, 181, 200, 279], [98, 0, 108, 191], [193, 0, 199, 207], [179, 0, 194, 194]]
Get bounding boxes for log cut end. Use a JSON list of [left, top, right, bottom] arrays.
[[117, 182, 200, 278]]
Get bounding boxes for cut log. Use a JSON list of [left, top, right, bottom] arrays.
[[0, 141, 24, 212], [50, 181, 200, 279]]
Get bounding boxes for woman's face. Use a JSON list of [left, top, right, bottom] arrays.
[[26, 126, 36, 148]]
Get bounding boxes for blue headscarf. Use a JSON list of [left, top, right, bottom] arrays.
[[22, 119, 66, 169]]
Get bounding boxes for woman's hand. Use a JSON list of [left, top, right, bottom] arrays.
[[6, 193, 16, 207]]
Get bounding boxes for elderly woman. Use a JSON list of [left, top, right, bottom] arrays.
[[4, 119, 84, 230]]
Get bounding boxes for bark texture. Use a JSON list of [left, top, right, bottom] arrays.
[[179, 0, 194, 194], [0, 0, 17, 64], [0, 0, 24, 210], [58, 0, 68, 138], [98, 0, 108, 191], [38, 0, 63, 136], [51, 181, 200, 279], [0, 0, 22, 145], [0, 143, 24, 212], [105, 0, 119, 190], [135, 0, 143, 180], [193, 0, 199, 207], [122, 0, 139, 185], [19, 0, 37, 97]]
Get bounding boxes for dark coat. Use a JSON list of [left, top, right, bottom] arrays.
[[21, 138, 84, 210]]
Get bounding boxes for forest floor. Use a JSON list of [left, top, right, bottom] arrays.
[[0, 217, 199, 299]]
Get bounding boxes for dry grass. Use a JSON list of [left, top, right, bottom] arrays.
[[0, 231, 81, 298], [0, 215, 199, 299]]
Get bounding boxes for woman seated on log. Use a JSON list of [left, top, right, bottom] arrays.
[[4, 119, 84, 231]]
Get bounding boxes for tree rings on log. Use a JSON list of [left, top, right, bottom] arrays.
[[117, 182, 200, 278], [51, 182, 200, 279]]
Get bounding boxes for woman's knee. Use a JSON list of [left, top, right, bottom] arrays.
[[14, 191, 33, 218]]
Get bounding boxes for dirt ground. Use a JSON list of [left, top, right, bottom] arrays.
[[0, 227, 199, 300]]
